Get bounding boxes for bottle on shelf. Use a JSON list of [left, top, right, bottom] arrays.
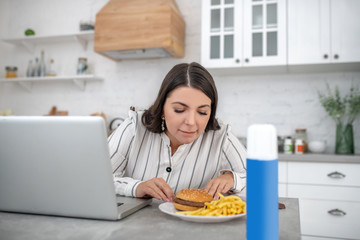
[[26, 60, 33, 77], [33, 58, 39, 77], [47, 59, 56, 77], [39, 49, 46, 77]]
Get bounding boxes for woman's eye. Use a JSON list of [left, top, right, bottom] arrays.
[[174, 109, 184, 113], [199, 112, 208, 116]]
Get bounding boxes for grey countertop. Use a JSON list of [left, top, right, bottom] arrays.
[[0, 197, 300, 240], [279, 153, 360, 164]]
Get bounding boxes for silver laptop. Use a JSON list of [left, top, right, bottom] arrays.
[[0, 116, 151, 220]]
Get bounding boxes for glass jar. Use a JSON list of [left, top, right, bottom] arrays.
[[277, 136, 284, 153], [295, 129, 308, 152], [47, 59, 57, 76], [77, 58, 88, 75], [5, 66, 18, 78]]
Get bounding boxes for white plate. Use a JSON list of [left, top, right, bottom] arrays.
[[158, 202, 246, 223]]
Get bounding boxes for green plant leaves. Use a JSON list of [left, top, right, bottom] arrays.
[[318, 83, 360, 124]]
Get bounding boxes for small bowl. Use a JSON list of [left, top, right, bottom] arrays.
[[308, 141, 326, 153]]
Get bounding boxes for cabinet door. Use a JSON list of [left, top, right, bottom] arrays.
[[331, 0, 360, 63], [288, 0, 331, 64], [201, 0, 241, 68], [243, 0, 287, 66], [288, 0, 360, 64]]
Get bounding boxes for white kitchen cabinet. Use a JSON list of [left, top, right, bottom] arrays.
[[201, 0, 286, 69], [288, 0, 360, 64], [285, 161, 360, 240]]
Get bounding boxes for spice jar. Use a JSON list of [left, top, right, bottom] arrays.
[[5, 66, 18, 78], [295, 129, 308, 152]]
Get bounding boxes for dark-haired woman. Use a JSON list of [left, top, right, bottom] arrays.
[[108, 62, 246, 202]]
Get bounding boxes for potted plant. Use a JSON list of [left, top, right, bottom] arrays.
[[318, 83, 360, 154]]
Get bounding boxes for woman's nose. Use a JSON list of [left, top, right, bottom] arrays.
[[184, 112, 196, 125]]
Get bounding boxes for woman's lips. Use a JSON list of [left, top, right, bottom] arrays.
[[179, 130, 197, 135]]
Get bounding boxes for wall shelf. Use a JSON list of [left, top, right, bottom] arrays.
[[0, 75, 103, 92], [1, 31, 94, 52]]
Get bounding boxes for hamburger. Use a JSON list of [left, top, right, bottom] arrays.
[[174, 188, 213, 211]]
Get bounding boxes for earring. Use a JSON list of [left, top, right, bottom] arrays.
[[161, 117, 165, 132]]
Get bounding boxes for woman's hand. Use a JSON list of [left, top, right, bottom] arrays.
[[203, 172, 234, 200], [136, 177, 175, 202]]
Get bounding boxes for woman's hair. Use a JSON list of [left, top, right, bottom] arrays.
[[142, 62, 220, 133]]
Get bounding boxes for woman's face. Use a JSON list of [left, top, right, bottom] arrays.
[[163, 86, 211, 149]]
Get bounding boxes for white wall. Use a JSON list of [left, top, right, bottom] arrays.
[[0, 0, 359, 154]]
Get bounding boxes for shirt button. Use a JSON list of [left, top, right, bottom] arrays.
[[166, 167, 172, 172]]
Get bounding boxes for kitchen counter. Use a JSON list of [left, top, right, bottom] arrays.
[[279, 153, 360, 164], [0, 197, 300, 240]]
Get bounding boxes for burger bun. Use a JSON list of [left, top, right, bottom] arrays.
[[174, 188, 213, 211]]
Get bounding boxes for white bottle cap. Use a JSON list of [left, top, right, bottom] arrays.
[[247, 124, 278, 160]]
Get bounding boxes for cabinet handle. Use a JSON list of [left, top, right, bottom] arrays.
[[235, 59, 240, 63], [334, 54, 339, 59], [323, 54, 328, 59], [327, 171, 346, 179], [245, 58, 249, 63], [328, 208, 346, 216]]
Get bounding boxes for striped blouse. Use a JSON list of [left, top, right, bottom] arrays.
[[108, 110, 247, 197]]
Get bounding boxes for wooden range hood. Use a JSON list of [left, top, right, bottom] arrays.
[[94, 0, 185, 61]]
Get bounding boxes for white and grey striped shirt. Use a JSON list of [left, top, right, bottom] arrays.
[[108, 110, 247, 197]]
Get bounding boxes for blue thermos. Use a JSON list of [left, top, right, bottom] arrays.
[[246, 124, 278, 240]]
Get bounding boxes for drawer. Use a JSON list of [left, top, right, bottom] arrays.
[[288, 162, 360, 187], [288, 184, 360, 201], [278, 161, 287, 183], [299, 199, 360, 239]]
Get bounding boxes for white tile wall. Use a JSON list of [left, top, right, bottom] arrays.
[[0, 0, 359, 154]]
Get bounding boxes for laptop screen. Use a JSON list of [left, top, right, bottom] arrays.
[[0, 116, 122, 220]]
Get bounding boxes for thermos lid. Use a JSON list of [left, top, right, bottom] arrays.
[[247, 124, 278, 160]]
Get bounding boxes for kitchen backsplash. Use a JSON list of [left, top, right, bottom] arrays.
[[0, 0, 359, 154]]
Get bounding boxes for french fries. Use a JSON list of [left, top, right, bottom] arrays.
[[176, 193, 246, 216]]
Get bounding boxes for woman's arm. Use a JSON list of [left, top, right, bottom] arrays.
[[204, 128, 247, 199], [108, 114, 140, 197], [108, 112, 174, 201]]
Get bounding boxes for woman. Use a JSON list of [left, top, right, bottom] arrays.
[[108, 62, 246, 202]]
